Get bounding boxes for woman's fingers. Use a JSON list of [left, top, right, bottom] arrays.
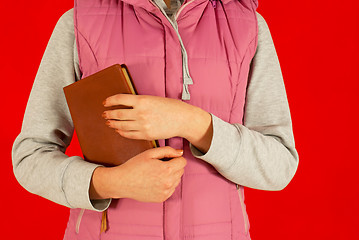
[[102, 108, 135, 121], [105, 119, 140, 131], [103, 93, 137, 107]]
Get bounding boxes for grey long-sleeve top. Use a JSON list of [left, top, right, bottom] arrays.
[[11, 8, 299, 212]]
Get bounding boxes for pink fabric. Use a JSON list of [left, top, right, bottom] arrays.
[[64, 0, 258, 239]]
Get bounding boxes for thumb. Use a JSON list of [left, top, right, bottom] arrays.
[[148, 146, 183, 161]]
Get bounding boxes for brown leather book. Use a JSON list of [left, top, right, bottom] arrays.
[[63, 64, 166, 167]]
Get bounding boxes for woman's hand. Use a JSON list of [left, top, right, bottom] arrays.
[[102, 94, 192, 141], [90, 146, 187, 202]]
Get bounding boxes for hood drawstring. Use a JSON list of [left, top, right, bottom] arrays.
[[181, 47, 193, 100], [150, 0, 194, 101], [180, 0, 217, 100]]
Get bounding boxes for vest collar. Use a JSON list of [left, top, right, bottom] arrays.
[[119, 0, 237, 12]]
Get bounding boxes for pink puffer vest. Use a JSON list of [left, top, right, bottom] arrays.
[[63, 0, 258, 239]]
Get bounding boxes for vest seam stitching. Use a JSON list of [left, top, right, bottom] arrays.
[[228, 33, 257, 124], [74, 3, 99, 75], [76, 29, 99, 69], [229, 182, 233, 240], [74, 0, 82, 75], [229, 0, 258, 123]]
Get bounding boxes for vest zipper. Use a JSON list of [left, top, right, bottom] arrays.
[[145, 2, 197, 236], [236, 184, 249, 235], [75, 208, 85, 234], [163, 198, 166, 239]]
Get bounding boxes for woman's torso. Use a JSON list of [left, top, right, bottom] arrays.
[[64, 0, 258, 239]]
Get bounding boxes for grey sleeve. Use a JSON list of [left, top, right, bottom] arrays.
[[189, 12, 299, 191], [11, 8, 112, 211]]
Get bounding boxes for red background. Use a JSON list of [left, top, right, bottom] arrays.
[[1, 0, 358, 239]]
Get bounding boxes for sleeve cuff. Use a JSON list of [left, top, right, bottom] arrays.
[[90, 198, 112, 211], [188, 113, 242, 171], [62, 156, 112, 212]]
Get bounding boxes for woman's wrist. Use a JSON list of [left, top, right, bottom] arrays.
[[89, 166, 113, 200], [181, 104, 213, 154]]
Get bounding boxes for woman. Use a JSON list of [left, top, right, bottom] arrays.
[[12, 0, 299, 239]]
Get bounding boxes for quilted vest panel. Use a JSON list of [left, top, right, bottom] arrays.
[[63, 0, 258, 239]]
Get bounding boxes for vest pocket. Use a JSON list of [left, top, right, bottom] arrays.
[[75, 208, 85, 234]]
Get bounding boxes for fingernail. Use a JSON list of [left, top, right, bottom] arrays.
[[105, 120, 110, 126], [102, 100, 107, 106], [176, 149, 183, 155], [102, 111, 106, 118]]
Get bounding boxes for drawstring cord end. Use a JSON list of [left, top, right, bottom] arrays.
[[181, 75, 193, 100], [181, 84, 191, 100]]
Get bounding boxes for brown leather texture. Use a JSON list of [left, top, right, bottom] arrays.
[[63, 64, 162, 167]]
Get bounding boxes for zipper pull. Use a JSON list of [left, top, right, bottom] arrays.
[[101, 209, 108, 233], [209, 0, 217, 8]]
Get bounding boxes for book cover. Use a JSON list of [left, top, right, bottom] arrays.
[[63, 64, 162, 167]]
